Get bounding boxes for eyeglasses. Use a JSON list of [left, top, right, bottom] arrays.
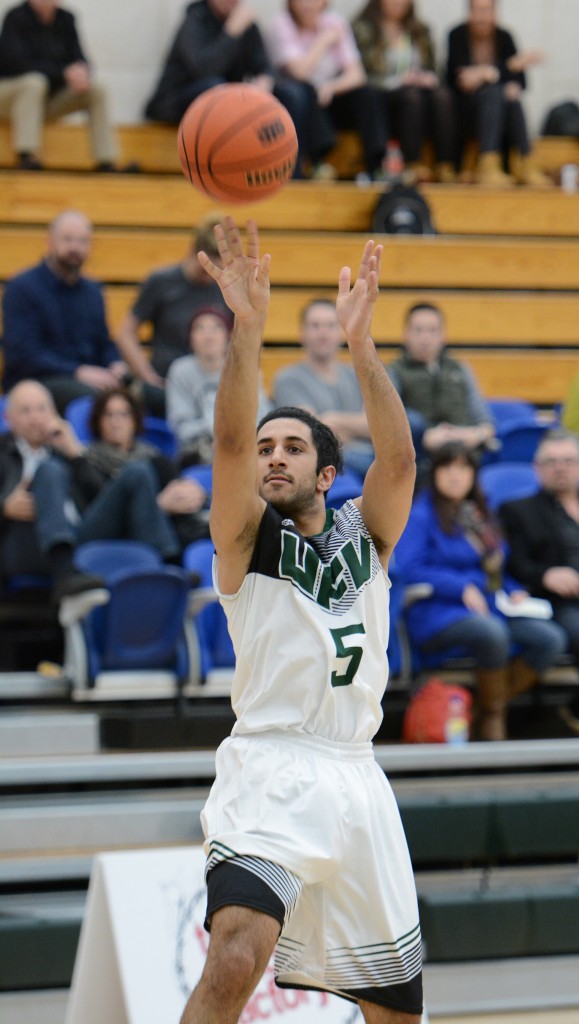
[[536, 456, 579, 468]]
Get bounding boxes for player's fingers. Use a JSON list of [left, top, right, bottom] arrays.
[[357, 239, 375, 278], [223, 216, 244, 257], [256, 252, 271, 287], [197, 250, 221, 280], [246, 219, 260, 261], [338, 266, 351, 295]]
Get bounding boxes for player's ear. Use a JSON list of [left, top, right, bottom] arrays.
[[318, 465, 336, 495]]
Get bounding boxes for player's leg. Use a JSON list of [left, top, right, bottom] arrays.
[[180, 903, 280, 1024], [359, 1001, 422, 1024]]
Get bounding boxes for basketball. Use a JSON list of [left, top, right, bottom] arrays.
[[177, 83, 298, 204]]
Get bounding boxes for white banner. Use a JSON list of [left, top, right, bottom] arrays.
[[65, 846, 364, 1024]]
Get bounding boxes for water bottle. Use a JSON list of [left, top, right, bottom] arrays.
[[444, 692, 469, 745], [384, 139, 405, 183]]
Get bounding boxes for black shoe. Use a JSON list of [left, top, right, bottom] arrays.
[[52, 569, 106, 604], [94, 161, 141, 174], [17, 153, 44, 171]]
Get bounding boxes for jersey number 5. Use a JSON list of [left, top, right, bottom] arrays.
[[329, 624, 366, 688]]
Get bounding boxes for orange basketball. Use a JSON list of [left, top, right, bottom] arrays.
[[177, 83, 298, 203]]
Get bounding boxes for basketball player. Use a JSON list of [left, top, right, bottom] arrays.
[[180, 217, 421, 1024]]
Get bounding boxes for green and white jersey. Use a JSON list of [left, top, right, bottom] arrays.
[[214, 500, 391, 743]]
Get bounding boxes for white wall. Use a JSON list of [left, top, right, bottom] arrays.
[[0, 0, 576, 133]]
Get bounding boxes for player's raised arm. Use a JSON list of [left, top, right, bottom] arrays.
[[336, 241, 416, 566], [198, 217, 271, 591]]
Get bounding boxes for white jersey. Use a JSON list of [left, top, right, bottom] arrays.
[[213, 500, 391, 743]]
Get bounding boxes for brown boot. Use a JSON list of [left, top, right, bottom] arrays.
[[510, 151, 553, 187], [509, 656, 539, 698], [435, 162, 456, 184], [475, 666, 510, 740], [475, 152, 514, 187]]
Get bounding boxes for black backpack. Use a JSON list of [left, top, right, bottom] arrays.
[[541, 100, 579, 138], [372, 183, 436, 236]]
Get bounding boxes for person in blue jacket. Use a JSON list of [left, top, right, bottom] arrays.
[[395, 441, 566, 740], [2, 209, 126, 414]]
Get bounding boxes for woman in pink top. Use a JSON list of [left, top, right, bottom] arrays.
[[267, 0, 387, 180]]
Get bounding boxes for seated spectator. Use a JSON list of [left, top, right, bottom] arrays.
[[562, 373, 579, 435], [83, 387, 211, 552], [0, 0, 123, 171], [352, 0, 457, 183], [387, 302, 495, 480], [395, 442, 567, 740], [166, 306, 270, 468], [2, 210, 126, 414], [272, 298, 373, 477], [115, 215, 227, 418], [446, 0, 550, 186], [144, 0, 307, 176], [0, 381, 209, 607], [266, 0, 386, 180], [500, 430, 579, 733]]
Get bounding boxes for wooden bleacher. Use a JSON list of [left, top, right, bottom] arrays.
[[0, 129, 577, 406]]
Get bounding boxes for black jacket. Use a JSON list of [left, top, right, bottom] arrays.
[[145, 0, 272, 121], [0, 1, 86, 94], [446, 22, 526, 92], [499, 490, 576, 598]]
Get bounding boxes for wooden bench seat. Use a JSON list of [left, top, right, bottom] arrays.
[[2, 226, 579, 290], [0, 121, 576, 180], [98, 285, 579, 346], [2, 171, 579, 237]]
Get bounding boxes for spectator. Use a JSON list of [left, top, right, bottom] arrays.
[[2, 210, 126, 414], [83, 388, 210, 552], [562, 374, 579, 435], [272, 298, 373, 477], [446, 0, 550, 186], [0, 381, 205, 602], [500, 430, 579, 733], [166, 306, 270, 468], [0, 380, 106, 603], [144, 0, 307, 175], [267, 0, 386, 180], [352, 0, 457, 183], [115, 214, 227, 418], [395, 441, 567, 740], [387, 302, 495, 477], [0, 0, 123, 171]]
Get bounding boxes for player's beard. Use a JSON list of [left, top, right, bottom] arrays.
[[264, 474, 318, 519]]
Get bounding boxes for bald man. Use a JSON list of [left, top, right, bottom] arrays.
[[0, 380, 105, 601], [2, 210, 126, 413]]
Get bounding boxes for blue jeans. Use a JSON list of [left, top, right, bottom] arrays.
[[422, 612, 567, 672], [32, 457, 180, 559]]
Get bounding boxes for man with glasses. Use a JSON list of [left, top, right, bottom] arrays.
[[500, 430, 579, 732]]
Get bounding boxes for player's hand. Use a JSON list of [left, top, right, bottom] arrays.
[[44, 415, 85, 458], [198, 217, 270, 323], [336, 239, 382, 348]]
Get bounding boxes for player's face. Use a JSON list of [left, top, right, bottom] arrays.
[[48, 214, 92, 275], [6, 382, 56, 448], [535, 440, 579, 496], [434, 457, 475, 502], [301, 303, 342, 363], [257, 418, 322, 515], [404, 309, 446, 364], [97, 395, 137, 450]]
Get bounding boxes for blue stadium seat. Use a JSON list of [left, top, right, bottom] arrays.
[[496, 422, 549, 463], [479, 462, 540, 512], [183, 539, 235, 681], [63, 540, 195, 696], [65, 396, 178, 455], [326, 468, 364, 510], [181, 464, 213, 499]]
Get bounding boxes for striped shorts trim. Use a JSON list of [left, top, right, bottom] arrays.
[[205, 841, 303, 926]]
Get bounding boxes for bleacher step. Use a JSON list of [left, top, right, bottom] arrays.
[[0, 712, 99, 758]]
